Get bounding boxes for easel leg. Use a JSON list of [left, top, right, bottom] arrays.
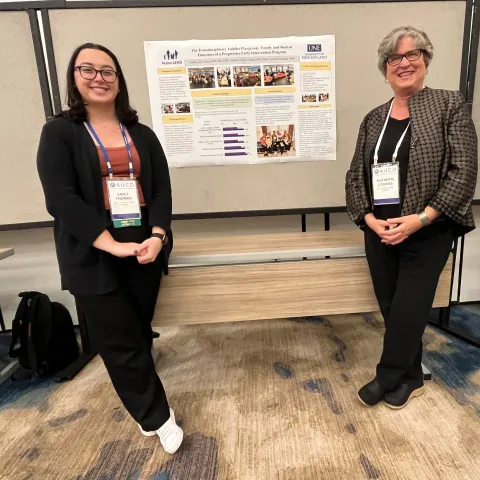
[[422, 363, 432, 381], [0, 305, 6, 331]]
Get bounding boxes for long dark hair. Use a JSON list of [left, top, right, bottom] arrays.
[[60, 43, 138, 125]]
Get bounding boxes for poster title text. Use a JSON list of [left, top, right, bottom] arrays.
[[191, 45, 294, 57]]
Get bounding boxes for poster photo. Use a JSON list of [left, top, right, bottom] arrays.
[[144, 35, 336, 167]]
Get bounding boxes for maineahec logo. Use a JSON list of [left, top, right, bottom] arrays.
[[307, 44, 322, 52], [162, 49, 182, 65]]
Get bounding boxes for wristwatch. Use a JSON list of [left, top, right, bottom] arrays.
[[418, 211, 431, 227], [151, 232, 168, 246]]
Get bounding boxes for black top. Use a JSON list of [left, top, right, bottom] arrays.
[[36, 116, 172, 296], [369, 116, 411, 220]]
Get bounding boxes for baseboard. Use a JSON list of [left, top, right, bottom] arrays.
[[0, 221, 54, 232]]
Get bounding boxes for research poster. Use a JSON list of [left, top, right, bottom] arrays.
[[144, 36, 336, 167]]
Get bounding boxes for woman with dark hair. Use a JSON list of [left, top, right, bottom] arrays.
[[36, 43, 183, 453]]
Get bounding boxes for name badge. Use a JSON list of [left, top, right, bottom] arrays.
[[107, 178, 142, 228], [371, 162, 400, 206]]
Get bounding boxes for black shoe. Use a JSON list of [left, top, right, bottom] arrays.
[[384, 382, 425, 409], [357, 379, 387, 406], [152, 331, 160, 339]]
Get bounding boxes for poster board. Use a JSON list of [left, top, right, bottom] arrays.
[[470, 36, 480, 200], [49, 2, 465, 214], [0, 11, 49, 224]]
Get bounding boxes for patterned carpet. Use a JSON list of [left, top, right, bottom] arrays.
[[0, 308, 479, 480]]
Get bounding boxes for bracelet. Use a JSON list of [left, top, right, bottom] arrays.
[[418, 211, 431, 227]]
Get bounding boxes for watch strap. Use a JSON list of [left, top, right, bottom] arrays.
[[151, 232, 167, 245]]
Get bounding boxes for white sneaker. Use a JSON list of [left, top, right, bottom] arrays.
[[157, 409, 183, 454], [138, 409, 184, 454], [138, 424, 157, 437], [138, 408, 175, 437]]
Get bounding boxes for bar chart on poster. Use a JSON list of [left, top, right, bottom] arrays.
[[221, 125, 253, 158], [197, 118, 255, 160]]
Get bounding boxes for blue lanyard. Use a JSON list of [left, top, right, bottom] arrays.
[[86, 121, 134, 179]]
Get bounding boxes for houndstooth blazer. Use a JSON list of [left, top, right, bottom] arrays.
[[345, 87, 478, 234]]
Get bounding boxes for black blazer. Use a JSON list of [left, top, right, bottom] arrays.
[[37, 116, 172, 296]]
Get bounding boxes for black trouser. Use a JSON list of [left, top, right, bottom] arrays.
[[76, 221, 170, 431], [364, 222, 454, 390]]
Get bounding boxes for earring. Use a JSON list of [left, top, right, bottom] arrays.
[[426, 69, 428, 74], [385, 78, 388, 83]]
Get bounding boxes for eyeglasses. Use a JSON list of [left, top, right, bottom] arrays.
[[386, 49, 423, 66], [75, 66, 119, 83]]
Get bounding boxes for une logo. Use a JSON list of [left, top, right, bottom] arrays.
[[110, 182, 116, 187], [374, 169, 379, 175], [307, 44, 322, 52]]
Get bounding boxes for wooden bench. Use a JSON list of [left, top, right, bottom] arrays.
[[153, 231, 452, 326]]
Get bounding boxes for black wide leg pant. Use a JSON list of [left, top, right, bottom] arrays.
[[364, 221, 454, 390], [76, 243, 170, 432]]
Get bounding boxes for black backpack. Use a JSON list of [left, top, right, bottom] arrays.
[[9, 292, 79, 378]]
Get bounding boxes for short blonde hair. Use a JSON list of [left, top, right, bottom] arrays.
[[377, 26, 433, 76]]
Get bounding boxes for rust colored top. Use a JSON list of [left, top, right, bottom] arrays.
[[97, 143, 146, 210]]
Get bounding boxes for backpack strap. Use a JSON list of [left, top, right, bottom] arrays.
[[26, 295, 39, 371], [8, 295, 30, 358], [9, 291, 42, 361], [28, 294, 53, 374]]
